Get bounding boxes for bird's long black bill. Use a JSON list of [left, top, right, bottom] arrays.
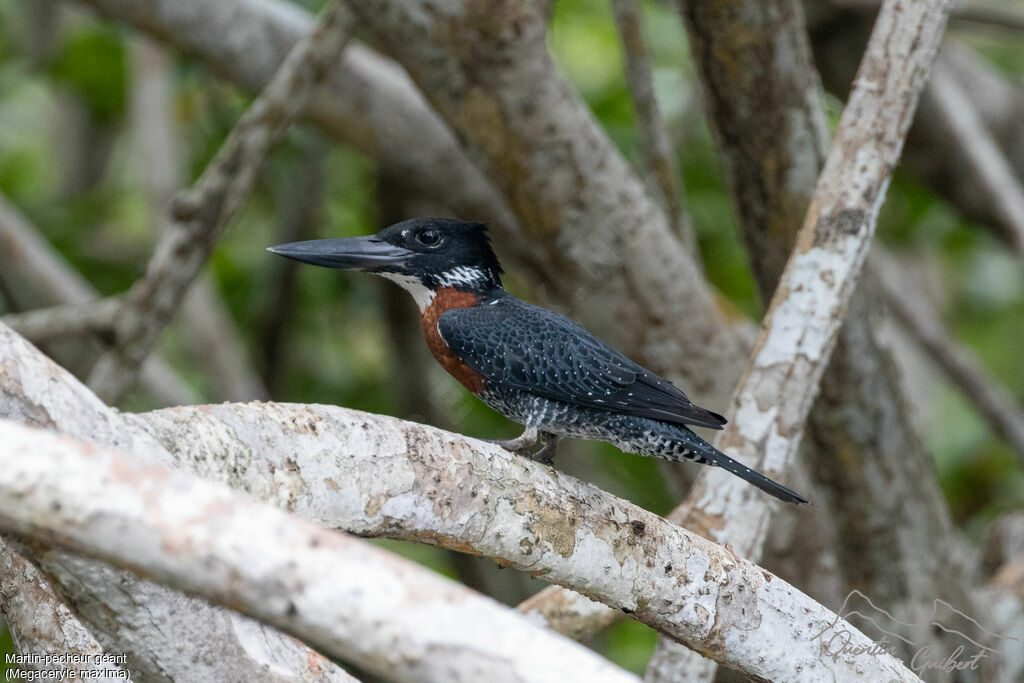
[[267, 237, 412, 270]]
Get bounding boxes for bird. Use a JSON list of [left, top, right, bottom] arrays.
[[268, 218, 808, 505]]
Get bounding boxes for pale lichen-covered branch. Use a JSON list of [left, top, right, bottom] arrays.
[[0, 538, 129, 681], [126, 400, 918, 682], [668, 0, 952, 583], [0, 322, 361, 682], [0, 419, 636, 683], [647, 0, 954, 677]]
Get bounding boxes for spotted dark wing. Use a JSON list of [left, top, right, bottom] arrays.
[[437, 296, 726, 429]]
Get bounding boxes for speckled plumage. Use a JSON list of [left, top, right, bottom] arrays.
[[269, 218, 808, 504], [438, 292, 725, 428]]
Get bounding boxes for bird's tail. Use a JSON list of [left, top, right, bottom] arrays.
[[702, 445, 809, 505], [666, 427, 808, 505]]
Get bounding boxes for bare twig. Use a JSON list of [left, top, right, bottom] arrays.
[[0, 538, 129, 681], [610, 0, 696, 252], [3, 299, 120, 342], [86, 2, 355, 403], [0, 419, 640, 683], [871, 251, 1024, 464]]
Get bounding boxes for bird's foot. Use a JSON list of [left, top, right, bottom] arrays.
[[486, 427, 538, 457], [486, 428, 559, 463], [527, 432, 560, 465]]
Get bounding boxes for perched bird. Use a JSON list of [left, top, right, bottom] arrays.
[[269, 218, 807, 504]]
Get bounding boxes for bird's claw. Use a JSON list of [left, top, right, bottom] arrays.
[[486, 429, 559, 464], [525, 432, 559, 465]]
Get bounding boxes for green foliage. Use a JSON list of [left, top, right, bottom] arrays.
[[49, 26, 126, 122]]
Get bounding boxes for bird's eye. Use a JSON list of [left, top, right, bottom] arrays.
[[416, 229, 441, 246]]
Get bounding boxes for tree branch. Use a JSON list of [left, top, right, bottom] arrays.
[[73, 0, 539, 288], [121, 400, 916, 681], [0, 322, 359, 682], [4, 299, 121, 342], [646, 0, 952, 677], [610, 0, 695, 252], [0, 538, 129, 681], [678, 0, 951, 603], [0, 419, 641, 683], [0, 190, 196, 406], [922, 52, 1024, 263], [652, 0, 983, 677], [871, 250, 1024, 464], [129, 37, 271, 402], [85, 1, 356, 403]]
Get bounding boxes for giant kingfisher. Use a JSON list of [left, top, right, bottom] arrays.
[[269, 218, 807, 504]]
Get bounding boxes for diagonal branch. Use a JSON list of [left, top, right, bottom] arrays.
[[0, 419, 638, 683], [4, 299, 121, 342], [610, 0, 696, 252], [871, 250, 1024, 464], [643, 1, 952, 677], [85, 1, 356, 403], [674, 0, 951, 607]]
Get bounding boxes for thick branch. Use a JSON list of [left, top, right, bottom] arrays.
[[127, 401, 917, 682], [0, 322, 360, 682], [671, 0, 975, 666], [808, 12, 1024, 257], [0, 419, 636, 683], [86, 2, 355, 403], [646, 0, 952, 676], [0, 538, 128, 681], [677, 0, 950, 564]]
